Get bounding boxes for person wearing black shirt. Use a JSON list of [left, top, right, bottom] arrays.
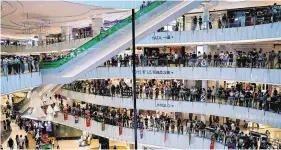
[[218, 86, 223, 104], [193, 16, 197, 30], [229, 52, 234, 67], [199, 16, 203, 30], [252, 49, 258, 68], [207, 52, 212, 66], [214, 52, 219, 67], [144, 116, 148, 129], [222, 14, 227, 28], [8, 138, 14, 149], [155, 87, 159, 99], [191, 52, 197, 67]]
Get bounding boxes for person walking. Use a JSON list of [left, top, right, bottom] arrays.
[[19, 135, 24, 149], [15, 135, 19, 149], [8, 138, 14, 150], [3, 120, 7, 131], [25, 135, 29, 149]]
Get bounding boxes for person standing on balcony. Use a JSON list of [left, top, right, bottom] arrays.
[[222, 14, 227, 28], [193, 16, 197, 30], [199, 16, 203, 30], [277, 51, 281, 69], [209, 14, 214, 29], [269, 50, 276, 69], [240, 13, 246, 27], [2, 57, 8, 76]]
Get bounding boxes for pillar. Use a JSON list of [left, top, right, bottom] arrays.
[[216, 81, 220, 89], [203, 44, 209, 54], [202, 6, 209, 29], [92, 18, 103, 37], [201, 114, 206, 124], [202, 80, 208, 90], [184, 80, 195, 88], [61, 26, 72, 41], [38, 33, 46, 45]]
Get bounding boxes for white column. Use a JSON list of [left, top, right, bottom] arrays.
[[202, 80, 208, 90], [215, 81, 220, 89], [203, 6, 209, 29], [201, 114, 206, 124], [38, 33, 46, 45], [184, 80, 195, 88], [92, 18, 103, 37], [67, 98, 73, 107], [61, 26, 72, 41], [203, 44, 209, 53]]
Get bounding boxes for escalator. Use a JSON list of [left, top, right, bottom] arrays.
[[40, 0, 204, 84]]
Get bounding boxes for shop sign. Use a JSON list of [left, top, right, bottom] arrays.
[[136, 70, 174, 75], [155, 103, 174, 108], [152, 35, 174, 40]]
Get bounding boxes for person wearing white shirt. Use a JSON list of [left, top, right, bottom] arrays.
[[19, 135, 25, 149], [219, 51, 224, 66], [211, 86, 216, 103], [3, 58, 8, 76]]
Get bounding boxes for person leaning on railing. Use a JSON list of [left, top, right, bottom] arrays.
[[55, 98, 278, 149], [65, 78, 281, 114]]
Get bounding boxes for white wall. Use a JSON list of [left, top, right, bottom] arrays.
[[1, 73, 42, 95], [137, 22, 281, 45], [61, 89, 281, 128], [53, 113, 225, 149], [81, 67, 281, 85]]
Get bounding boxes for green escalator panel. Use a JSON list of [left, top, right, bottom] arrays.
[[40, 0, 166, 69]]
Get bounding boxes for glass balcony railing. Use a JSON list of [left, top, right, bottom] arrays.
[[39, 0, 166, 69]]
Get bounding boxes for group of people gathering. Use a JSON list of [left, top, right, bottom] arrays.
[[53, 96, 277, 149], [102, 49, 281, 69], [1, 55, 40, 76], [63, 79, 281, 114], [40, 52, 70, 62], [2, 100, 58, 150], [191, 3, 281, 30]]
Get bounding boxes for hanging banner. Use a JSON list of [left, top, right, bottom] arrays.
[[43, 105, 47, 114], [63, 108, 68, 120], [140, 128, 144, 139], [75, 115, 79, 124], [118, 121, 123, 136], [189, 131, 191, 145], [210, 134, 215, 150], [101, 119, 105, 131], [86, 113, 91, 127], [164, 126, 167, 142]]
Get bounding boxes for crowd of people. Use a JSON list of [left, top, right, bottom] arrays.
[[1, 55, 40, 76], [41, 52, 70, 62], [191, 3, 281, 30], [63, 79, 281, 114], [101, 49, 281, 69], [54, 98, 277, 149]]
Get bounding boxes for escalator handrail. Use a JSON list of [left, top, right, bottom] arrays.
[[40, 0, 166, 69]]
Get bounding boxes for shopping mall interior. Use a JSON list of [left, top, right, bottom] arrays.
[[1, 0, 281, 149]]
